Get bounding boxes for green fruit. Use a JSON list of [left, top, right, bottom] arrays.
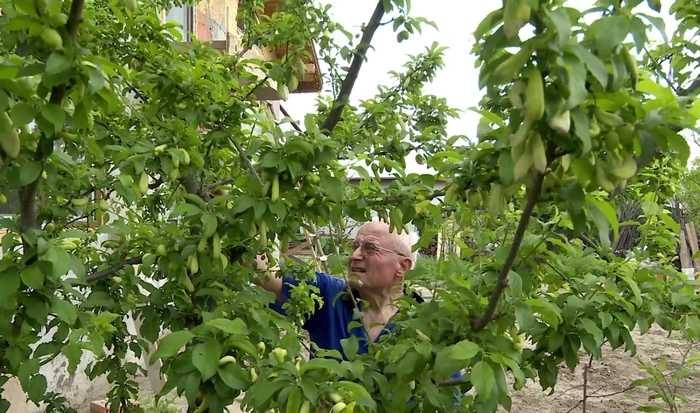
[[491, 43, 535, 85], [0, 112, 20, 159], [156, 244, 167, 256], [271, 174, 280, 202], [610, 155, 638, 180], [548, 110, 570, 134], [212, 233, 221, 259], [181, 149, 190, 166], [188, 254, 199, 274], [529, 132, 547, 173], [154, 144, 167, 154], [524, 67, 544, 121], [605, 130, 620, 151], [617, 123, 636, 146], [50, 13, 68, 26], [34, 0, 48, 15], [71, 197, 89, 207], [138, 172, 149, 195], [508, 80, 526, 109], [272, 347, 287, 363], [218, 356, 236, 366], [257, 341, 266, 356], [98, 199, 109, 211], [594, 107, 625, 128], [620, 46, 638, 90], [40, 28, 63, 49], [503, 0, 531, 39], [467, 190, 481, 209], [197, 237, 207, 253], [250, 368, 258, 382], [44, 222, 55, 232], [330, 402, 347, 413], [179, 272, 194, 293]]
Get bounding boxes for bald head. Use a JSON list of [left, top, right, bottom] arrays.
[[357, 220, 418, 268]]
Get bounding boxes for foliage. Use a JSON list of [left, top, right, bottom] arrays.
[[678, 157, 700, 226], [0, 0, 700, 412], [631, 332, 700, 413]]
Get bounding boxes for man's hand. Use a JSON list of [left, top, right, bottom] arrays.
[[251, 254, 283, 302]]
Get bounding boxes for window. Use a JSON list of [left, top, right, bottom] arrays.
[[165, 5, 194, 41]]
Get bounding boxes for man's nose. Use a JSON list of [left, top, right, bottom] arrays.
[[351, 244, 363, 258]]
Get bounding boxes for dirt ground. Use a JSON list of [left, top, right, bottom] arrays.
[[78, 325, 700, 413]]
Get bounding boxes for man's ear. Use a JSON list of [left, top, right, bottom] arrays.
[[397, 256, 413, 274]]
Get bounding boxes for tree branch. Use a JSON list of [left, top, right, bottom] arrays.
[[85, 257, 143, 283], [470, 172, 545, 332], [320, 0, 386, 135], [222, 126, 262, 185], [19, 0, 85, 238]]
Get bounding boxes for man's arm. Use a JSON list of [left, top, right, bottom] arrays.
[[251, 254, 284, 302]]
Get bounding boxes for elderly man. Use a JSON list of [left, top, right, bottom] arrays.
[[256, 220, 421, 357]]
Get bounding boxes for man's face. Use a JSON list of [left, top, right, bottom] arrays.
[[347, 222, 410, 290]]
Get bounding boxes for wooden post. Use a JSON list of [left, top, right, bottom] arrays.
[[688, 222, 700, 272], [679, 228, 692, 269]]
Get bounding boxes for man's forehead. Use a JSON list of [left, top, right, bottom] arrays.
[[356, 222, 393, 240]]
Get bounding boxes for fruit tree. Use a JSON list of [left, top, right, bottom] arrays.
[[0, 0, 700, 412]]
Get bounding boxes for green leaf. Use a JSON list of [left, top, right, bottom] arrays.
[[340, 336, 359, 361], [578, 318, 604, 346], [149, 331, 194, 364], [569, 44, 608, 89], [471, 361, 495, 398], [637, 13, 667, 43], [526, 298, 562, 328], [544, 7, 572, 49], [10, 102, 36, 126], [232, 195, 256, 214], [206, 318, 248, 336], [587, 196, 619, 249], [434, 339, 480, 379], [570, 108, 592, 154], [19, 161, 43, 186], [40, 103, 65, 131], [0, 271, 20, 309], [21, 266, 44, 289], [322, 175, 343, 203], [192, 339, 221, 381], [52, 298, 77, 326], [46, 52, 72, 75], [515, 301, 535, 331], [588, 15, 630, 58], [449, 339, 481, 360], [336, 380, 377, 408], [201, 214, 217, 238], [508, 270, 522, 296], [27, 375, 47, 402], [666, 131, 690, 165], [218, 363, 250, 390]]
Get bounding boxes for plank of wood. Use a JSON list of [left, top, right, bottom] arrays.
[[679, 228, 692, 269], [689, 222, 700, 272]]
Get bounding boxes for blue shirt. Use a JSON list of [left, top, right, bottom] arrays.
[[269, 271, 464, 384]]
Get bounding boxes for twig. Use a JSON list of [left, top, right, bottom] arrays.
[[85, 257, 143, 283], [222, 126, 262, 185], [279, 104, 303, 133], [583, 353, 594, 413], [207, 177, 235, 189], [470, 172, 545, 331], [320, 0, 386, 135], [587, 386, 634, 399]]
